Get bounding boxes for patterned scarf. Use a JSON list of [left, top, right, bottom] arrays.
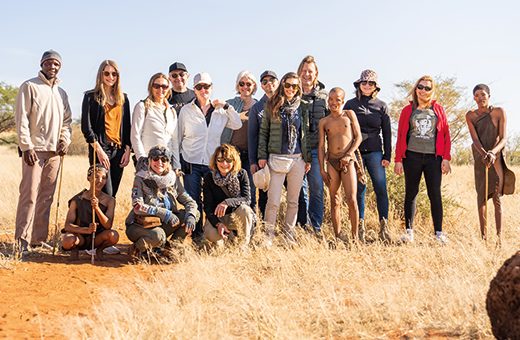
[[280, 96, 301, 150], [211, 171, 241, 198]]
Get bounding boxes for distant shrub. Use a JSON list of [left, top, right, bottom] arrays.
[[365, 164, 462, 223], [68, 123, 88, 156]]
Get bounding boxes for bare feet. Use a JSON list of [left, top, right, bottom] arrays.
[[95, 247, 106, 261], [69, 247, 79, 261]]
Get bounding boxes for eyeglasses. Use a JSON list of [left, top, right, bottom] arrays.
[[417, 84, 432, 92], [151, 156, 169, 163], [103, 71, 118, 78], [170, 72, 187, 79], [152, 83, 169, 90], [261, 77, 276, 86], [217, 157, 234, 163], [284, 83, 299, 90], [195, 83, 212, 91], [239, 82, 253, 88], [360, 81, 376, 87]]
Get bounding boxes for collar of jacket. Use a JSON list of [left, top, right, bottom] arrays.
[[38, 71, 61, 87]]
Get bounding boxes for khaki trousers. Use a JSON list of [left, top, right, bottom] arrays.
[[264, 156, 306, 239], [204, 205, 253, 245], [15, 151, 61, 246], [126, 210, 189, 252]]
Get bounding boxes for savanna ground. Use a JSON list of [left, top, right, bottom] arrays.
[[1, 145, 519, 339]]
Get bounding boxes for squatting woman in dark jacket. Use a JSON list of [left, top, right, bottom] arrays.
[[203, 144, 254, 247]]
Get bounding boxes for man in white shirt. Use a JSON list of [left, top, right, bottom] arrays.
[[177, 72, 242, 242], [14, 50, 72, 253]]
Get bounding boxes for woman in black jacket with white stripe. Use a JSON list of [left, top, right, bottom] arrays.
[[203, 144, 254, 247]]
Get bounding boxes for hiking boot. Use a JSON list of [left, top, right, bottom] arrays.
[[358, 219, 365, 241], [379, 219, 391, 243], [314, 229, 324, 241], [435, 231, 448, 245], [401, 228, 414, 242]]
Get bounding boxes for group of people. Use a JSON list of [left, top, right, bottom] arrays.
[[13, 49, 515, 259]]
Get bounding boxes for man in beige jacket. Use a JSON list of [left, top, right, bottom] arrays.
[[15, 50, 72, 253]]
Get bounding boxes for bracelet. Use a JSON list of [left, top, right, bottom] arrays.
[[215, 222, 221, 229]]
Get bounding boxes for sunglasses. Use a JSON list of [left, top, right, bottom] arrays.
[[284, 83, 299, 90], [360, 81, 376, 86], [417, 84, 432, 92], [261, 77, 276, 85], [103, 71, 118, 78], [152, 83, 169, 90], [151, 156, 169, 163], [239, 82, 253, 88], [217, 157, 234, 163], [195, 83, 212, 91], [170, 72, 187, 79]]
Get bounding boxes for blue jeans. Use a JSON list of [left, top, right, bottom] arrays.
[[357, 151, 389, 221], [297, 149, 324, 231], [183, 163, 211, 239]]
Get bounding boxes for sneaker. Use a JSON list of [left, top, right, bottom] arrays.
[[401, 228, 414, 242], [435, 231, 448, 245], [151, 247, 163, 256], [103, 246, 120, 255], [30, 242, 53, 250], [20, 244, 29, 255]]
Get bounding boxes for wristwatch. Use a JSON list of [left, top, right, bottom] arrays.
[[223, 103, 230, 110]]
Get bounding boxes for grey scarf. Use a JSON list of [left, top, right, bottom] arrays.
[[211, 171, 241, 198], [280, 96, 301, 150]]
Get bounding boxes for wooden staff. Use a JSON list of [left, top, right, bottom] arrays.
[[482, 147, 489, 245], [52, 156, 64, 255], [91, 143, 96, 265]]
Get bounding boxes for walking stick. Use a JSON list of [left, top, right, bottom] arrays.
[[482, 147, 489, 246], [52, 156, 64, 255], [91, 144, 96, 265]]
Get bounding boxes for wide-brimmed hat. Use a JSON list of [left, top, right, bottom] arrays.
[[353, 69, 380, 92], [253, 164, 270, 192]]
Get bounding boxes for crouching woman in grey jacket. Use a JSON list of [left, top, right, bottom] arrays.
[[125, 145, 198, 257]]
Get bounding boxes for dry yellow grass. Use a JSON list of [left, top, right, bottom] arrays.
[[2, 146, 520, 338]]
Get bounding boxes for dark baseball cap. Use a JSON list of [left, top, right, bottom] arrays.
[[260, 70, 277, 81], [169, 62, 188, 73]]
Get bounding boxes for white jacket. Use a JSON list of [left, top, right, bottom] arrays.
[[178, 100, 242, 166], [131, 100, 180, 168], [15, 72, 72, 152]]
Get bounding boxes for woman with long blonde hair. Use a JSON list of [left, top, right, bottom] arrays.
[[394, 75, 451, 244], [131, 73, 180, 170], [81, 60, 131, 197]]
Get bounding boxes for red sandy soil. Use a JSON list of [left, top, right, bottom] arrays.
[[0, 236, 161, 340], [0, 237, 457, 340]]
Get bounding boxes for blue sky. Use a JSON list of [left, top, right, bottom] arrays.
[[2, 0, 519, 135]]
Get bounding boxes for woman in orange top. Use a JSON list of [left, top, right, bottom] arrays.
[[81, 60, 131, 197]]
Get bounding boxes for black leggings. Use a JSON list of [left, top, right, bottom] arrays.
[[402, 150, 443, 233], [89, 145, 126, 198]]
